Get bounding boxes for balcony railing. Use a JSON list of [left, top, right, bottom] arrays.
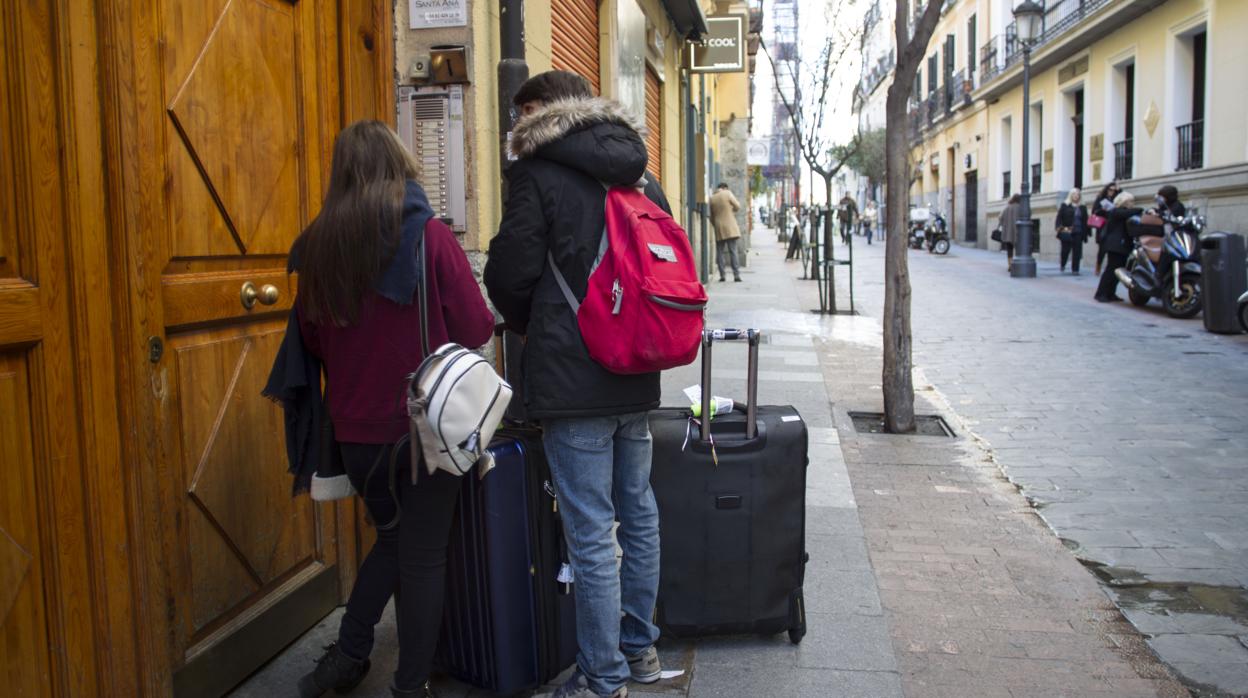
[[1002, 170, 1012, 198], [1113, 139, 1133, 180], [1176, 121, 1204, 171], [1030, 163, 1041, 193], [908, 103, 925, 145], [979, 0, 1114, 83]]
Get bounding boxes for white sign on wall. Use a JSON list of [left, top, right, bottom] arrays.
[[410, 0, 467, 29], [746, 139, 771, 166]]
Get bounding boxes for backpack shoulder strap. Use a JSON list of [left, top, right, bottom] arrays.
[[547, 184, 614, 314]]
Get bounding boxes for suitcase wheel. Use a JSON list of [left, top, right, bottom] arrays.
[[788, 588, 806, 645], [788, 625, 806, 645]]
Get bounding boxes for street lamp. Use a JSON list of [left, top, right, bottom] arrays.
[[1011, 0, 1044, 278]]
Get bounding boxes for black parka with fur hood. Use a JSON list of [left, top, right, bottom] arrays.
[[484, 96, 672, 420]]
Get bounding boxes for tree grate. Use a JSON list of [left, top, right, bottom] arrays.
[[847, 411, 955, 437]]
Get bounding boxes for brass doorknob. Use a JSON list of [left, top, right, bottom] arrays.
[[241, 282, 280, 310]]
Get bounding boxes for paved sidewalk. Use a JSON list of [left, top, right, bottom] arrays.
[[788, 232, 1187, 697], [837, 233, 1248, 696], [234, 229, 1187, 698]]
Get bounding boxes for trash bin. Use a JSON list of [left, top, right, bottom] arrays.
[[1200, 231, 1247, 334]]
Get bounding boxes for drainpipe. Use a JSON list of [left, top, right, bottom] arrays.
[[498, 0, 528, 188]]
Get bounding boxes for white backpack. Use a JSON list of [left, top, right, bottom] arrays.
[[404, 235, 511, 480], [407, 343, 511, 477]]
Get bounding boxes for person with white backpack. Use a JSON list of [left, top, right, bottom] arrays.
[[289, 121, 494, 698], [485, 71, 689, 698]]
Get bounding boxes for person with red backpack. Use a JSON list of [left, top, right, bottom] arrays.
[[485, 71, 687, 698]]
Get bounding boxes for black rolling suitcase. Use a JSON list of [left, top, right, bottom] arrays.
[[435, 332, 577, 695], [649, 329, 809, 644]]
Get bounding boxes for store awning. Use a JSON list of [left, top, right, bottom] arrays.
[[660, 0, 709, 42]]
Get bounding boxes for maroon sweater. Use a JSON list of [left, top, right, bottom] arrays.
[[299, 219, 495, 443]]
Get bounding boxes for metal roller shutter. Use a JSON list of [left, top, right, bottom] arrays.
[[552, 0, 600, 94], [644, 65, 662, 185]]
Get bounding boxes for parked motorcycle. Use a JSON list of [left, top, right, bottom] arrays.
[[1239, 290, 1248, 333], [1114, 209, 1205, 319], [924, 209, 951, 255]]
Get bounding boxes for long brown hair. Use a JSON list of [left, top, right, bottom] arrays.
[[294, 120, 419, 326]]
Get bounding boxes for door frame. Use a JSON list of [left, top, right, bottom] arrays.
[[94, 0, 394, 693]]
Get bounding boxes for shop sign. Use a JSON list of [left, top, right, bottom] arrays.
[[689, 15, 746, 73]]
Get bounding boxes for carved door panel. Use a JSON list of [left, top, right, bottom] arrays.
[[138, 0, 342, 694], [1, 4, 79, 694]]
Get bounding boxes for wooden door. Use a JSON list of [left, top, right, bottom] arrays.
[[113, 0, 361, 694], [0, 13, 55, 688], [0, 3, 115, 694]]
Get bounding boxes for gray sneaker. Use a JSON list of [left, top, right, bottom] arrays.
[[536, 672, 627, 698], [626, 646, 661, 684]]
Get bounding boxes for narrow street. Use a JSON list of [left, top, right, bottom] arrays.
[[837, 232, 1248, 695]]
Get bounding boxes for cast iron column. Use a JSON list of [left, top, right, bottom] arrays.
[[1012, 45, 1037, 278]]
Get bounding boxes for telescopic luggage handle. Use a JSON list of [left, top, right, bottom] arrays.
[[700, 328, 760, 442]]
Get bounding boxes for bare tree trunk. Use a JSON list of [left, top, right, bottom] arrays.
[[883, 83, 915, 433], [882, 0, 943, 433]]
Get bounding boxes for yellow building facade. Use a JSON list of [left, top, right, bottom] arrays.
[[390, 0, 756, 276], [909, 0, 1248, 258]]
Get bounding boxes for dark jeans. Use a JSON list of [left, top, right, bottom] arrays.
[[785, 228, 803, 259], [716, 238, 740, 279], [337, 441, 462, 691], [864, 222, 874, 244], [1059, 237, 1084, 272], [1096, 251, 1128, 300]]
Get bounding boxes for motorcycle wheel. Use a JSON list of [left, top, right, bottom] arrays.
[[1239, 301, 1248, 333], [1163, 272, 1202, 319], [933, 239, 950, 255], [1128, 288, 1151, 307]]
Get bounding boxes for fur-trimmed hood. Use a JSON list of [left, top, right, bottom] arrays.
[[510, 97, 642, 158], [509, 96, 650, 186]]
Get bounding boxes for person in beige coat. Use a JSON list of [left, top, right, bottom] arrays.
[[709, 183, 742, 282]]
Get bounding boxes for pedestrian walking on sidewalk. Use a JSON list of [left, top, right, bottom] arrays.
[[837, 194, 857, 244], [1095, 191, 1144, 303], [1092, 181, 1119, 275], [1055, 188, 1088, 274], [998, 194, 1021, 272], [862, 200, 878, 245], [289, 121, 495, 698], [485, 70, 668, 698], [710, 183, 743, 282]]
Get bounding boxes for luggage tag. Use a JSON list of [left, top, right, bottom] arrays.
[[681, 416, 718, 466]]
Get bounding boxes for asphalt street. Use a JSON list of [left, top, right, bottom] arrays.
[[838, 231, 1248, 695]]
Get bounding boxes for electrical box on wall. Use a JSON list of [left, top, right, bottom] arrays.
[[397, 85, 467, 233]]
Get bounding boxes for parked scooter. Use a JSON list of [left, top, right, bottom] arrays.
[[924, 209, 951, 255], [908, 206, 931, 250], [1114, 209, 1205, 319]]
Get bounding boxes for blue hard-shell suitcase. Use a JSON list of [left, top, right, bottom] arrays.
[[436, 427, 577, 695]]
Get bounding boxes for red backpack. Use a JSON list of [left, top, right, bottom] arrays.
[[549, 185, 707, 374]]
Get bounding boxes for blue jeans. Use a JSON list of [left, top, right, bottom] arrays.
[[543, 412, 660, 696]]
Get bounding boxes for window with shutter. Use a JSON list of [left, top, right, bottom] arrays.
[[552, 0, 601, 93], [644, 65, 662, 185]]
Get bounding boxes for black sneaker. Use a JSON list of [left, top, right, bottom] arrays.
[[298, 642, 370, 697]]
